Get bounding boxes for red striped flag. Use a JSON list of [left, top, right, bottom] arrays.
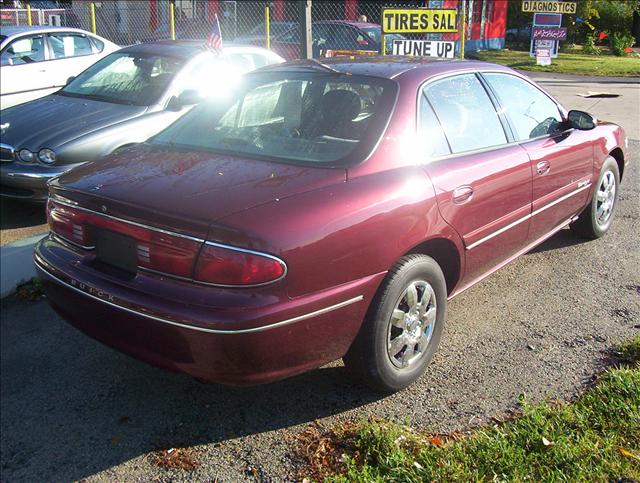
[[205, 13, 223, 51]]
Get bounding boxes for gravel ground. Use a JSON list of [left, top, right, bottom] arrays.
[[0, 198, 47, 245], [1, 82, 639, 482]]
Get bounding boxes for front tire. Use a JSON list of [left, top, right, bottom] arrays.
[[343, 255, 447, 393], [571, 156, 620, 239]]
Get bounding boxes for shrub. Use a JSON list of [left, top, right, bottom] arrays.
[[583, 34, 601, 55], [610, 33, 635, 56]]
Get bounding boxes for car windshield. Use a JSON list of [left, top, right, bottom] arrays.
[[151, 71, 397, 166], [60, 51, 185, 106]]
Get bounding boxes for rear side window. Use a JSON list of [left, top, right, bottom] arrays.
[[423, 74, 507, 154], [1, 35, 45, 65], [418, 93, 451, 158], [48, 33, 94, 59], [90, 36, 105, 53], [483, 73, 563, 140]]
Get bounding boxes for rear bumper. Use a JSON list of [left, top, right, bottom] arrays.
[[34, 237, 384, 385]]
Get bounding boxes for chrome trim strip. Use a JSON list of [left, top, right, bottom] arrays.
[[34, 254, 363, 335], [50, 232, 94, 251], [531, 183, 591, 217], [4, 171, 60, 179], [465, 213, 531, 250], [50, 195, 206, 243], [0, 143, 15, 162], [466, 182, 592, 251]]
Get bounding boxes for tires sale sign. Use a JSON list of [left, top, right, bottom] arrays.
[[382, 9, 458, 33]]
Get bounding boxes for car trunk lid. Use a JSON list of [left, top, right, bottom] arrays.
[[50, 143, 345, 240]]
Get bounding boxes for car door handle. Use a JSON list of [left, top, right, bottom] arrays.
[[452, 185, 474, 204], [536, 160, 551, 176]]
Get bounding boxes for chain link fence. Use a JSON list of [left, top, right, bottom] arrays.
[[1, 1, 470, 58]]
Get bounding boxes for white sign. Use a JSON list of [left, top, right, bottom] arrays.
[[391, 39, 455, 58], [535, 48, 552, 65]]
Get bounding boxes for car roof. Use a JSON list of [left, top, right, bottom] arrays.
[[315, 20, 380, 29], [118, 40, 278, 59], [257, 56, 513, 81], [0, 25, 94, 38]]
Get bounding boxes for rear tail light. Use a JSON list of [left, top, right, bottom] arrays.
[[47, 198, 93, 247], [47, 198, 286, 286], [47, 198, 200, 278], [194, 243, 286, 286]]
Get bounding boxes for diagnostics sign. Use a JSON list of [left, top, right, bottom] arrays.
[[521, 1, 577, 14], [382, 9, 458, 33]]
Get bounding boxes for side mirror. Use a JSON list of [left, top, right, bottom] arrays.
[[567, 110, 596, 130], [66, 75, 75, 85], [166, 89, 204, 111]]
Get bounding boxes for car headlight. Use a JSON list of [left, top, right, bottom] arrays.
[[38, 148, 56, 165], [18, 149, 35, 163]]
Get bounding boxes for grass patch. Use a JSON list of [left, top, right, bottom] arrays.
[[297, 336, 640, 481], [471, 49, 640, 77], [15, 277, 45, 301]]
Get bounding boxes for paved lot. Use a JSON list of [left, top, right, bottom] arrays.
[[1, 76, 639, 481]]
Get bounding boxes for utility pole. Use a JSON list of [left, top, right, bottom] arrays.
[[298, 0, 313, 59]]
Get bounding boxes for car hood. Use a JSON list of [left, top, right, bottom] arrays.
[[51, 144, 346, 238], [1, 94, 147, 150]]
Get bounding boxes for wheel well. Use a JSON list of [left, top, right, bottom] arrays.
[[406, 238, 461, 296], [610, 148, 625, 180]]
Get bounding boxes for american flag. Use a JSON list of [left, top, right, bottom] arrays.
[[205, 13, 223, 51]]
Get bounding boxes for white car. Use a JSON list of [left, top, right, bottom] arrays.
[[0, 26, 119, 109]]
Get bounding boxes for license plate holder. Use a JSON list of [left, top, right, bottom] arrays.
[[95, 229, 138, 274]]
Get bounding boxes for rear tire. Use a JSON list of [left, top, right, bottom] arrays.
[[343, 255, 447, 393], [570, 156, 620, 239]]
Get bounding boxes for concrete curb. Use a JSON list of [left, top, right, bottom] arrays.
[[1, 233, 47, 298]]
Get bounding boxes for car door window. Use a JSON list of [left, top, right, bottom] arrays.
[[1, 35, 45, 65], [277, 27, 298, 43], [48, 33, 94, 59], [330, 25, 362, 49], [313, 24, 331, 47], [424, 74, 507, 154], [483, 73, 563, 140], [224, 53, 266, 72], [418, 93, 451, 158]]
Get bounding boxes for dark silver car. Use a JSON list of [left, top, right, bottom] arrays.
[[0, 40, 283, 201]]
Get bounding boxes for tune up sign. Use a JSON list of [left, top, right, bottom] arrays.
[[391, 39, 455, 58]]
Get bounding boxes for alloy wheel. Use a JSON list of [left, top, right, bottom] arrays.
[[596, 170, 616, 226], [386, 280, 437, 369]]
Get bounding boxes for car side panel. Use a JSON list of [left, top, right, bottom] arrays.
[[425, 144, 533, 285], [523, 129, 594, 241], [592, 122, 628, 179], [213, 166, 464, 299], [56, 108, 188, 164]]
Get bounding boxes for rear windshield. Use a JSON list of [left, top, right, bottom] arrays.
[[152, 71, 397, 167]]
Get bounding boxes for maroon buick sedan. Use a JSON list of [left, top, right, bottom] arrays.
[[35, 58, 628, 392]]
